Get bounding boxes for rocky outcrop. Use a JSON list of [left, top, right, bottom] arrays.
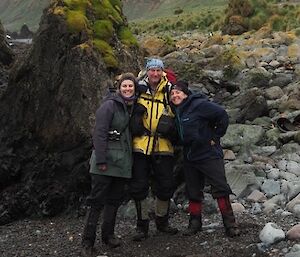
[[0, 0, 142, 224], [0, 21, 14, 66], [0, 20, 14, 100]]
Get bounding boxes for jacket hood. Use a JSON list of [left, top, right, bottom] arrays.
[[174, 92, 207, 112], [102, 92, 124, 104]]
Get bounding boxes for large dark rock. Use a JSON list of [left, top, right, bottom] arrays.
[[19, 24, 34, 39], [0, 21, 14, 66], [0, 1, 142, 224]]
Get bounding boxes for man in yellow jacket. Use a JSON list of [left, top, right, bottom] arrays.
[[130, 58, 178, 241]]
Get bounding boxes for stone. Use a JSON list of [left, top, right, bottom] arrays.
[[259, 222, 285, 245]]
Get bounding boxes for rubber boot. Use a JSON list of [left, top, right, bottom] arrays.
[[155, 199, 178, 235], [101, 204, 121, 248], [183, 215, 202, 236], [217, 196, 240, 237], [133, 199, 149, 241], [81, 206, 102, 257]]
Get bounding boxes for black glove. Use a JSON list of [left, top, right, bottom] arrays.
[[130, 103, 148, 137]]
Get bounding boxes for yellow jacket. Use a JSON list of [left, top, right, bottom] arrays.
[[133, 74, 174, 155]]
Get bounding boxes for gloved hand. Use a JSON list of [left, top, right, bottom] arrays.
[[130, 103, 148, 137]]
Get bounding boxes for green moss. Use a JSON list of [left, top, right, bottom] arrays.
[[64, 0, 90, 13], [93, 20, 114, 40], [93, 39, 118, 68], [118, 26, 138, 46], [66, 10, 88, 33], [270, 15, 285, 31], [103, 54, 119, 69], [61, 0, 136, 68], [219, 47, 243, 79], [110, 0, 122, 9], [53, 6, 66, 16], [92, 0, 124, 26], [249, 11, 268, 30]]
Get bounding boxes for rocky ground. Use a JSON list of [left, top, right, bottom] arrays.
[[0, 207, 297, 257]]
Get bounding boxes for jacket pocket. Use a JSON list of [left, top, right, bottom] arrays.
[[107, 143, 124, 167], [182, 117, 200, 144]]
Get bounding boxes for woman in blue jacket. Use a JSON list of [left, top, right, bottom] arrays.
[[170, 81, 240, 237]]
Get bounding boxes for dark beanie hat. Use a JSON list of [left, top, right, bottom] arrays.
[[117, 72, 137, 88], [171, 80, 189, 95]]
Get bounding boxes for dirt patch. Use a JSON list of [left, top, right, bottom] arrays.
[[0, 210, 295, 257]]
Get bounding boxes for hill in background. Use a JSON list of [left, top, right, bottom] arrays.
[[123, 0, 226, 20], [1, 0, 299, 37], [0, 0, 227, 32], [0, 0, 49, 32]]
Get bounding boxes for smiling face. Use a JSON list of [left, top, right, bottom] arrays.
[[147, 68, 163, 88], [170, 88, 188, 106], [119, 79, 135, 98]]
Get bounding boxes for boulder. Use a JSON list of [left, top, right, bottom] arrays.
[[0, 0, 141, 224]]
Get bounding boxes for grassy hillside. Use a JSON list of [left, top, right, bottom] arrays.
[[0, 0, 227, 32], [123, 0, 227, 20], [0, 0, 49, 32], [0, 0, 299, 35]]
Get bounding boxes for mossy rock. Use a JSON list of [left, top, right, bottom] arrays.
[[109, 0, 122, 10], [64, 0, 91, 13], [92, 0, 123, 25], [93, 20, 114, 41], [93, 39, 118, 68], [60, 0, 137, 69], [66, 9, 89, 33], [118, 26, 138, 46], [53, 6, 66, 16]]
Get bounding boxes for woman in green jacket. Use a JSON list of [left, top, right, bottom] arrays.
[[81, 73, 136, 257]]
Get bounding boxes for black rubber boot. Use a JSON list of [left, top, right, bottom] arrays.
[[222, 213, 240, 237], [182, 215, 202, 236], [133, 219, 150, 241], [81, 207, 101, 257], [133, 200, 149, 241], [101, 205, 121, 248], [155, 199, 178, 235], [155, 215, 178, 235], [217, 196, 240, 237]]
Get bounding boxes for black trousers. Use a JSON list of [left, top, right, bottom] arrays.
[[184, 158, 233, 202], [130, 153, 175, 201], [86, 174, 128, 209]]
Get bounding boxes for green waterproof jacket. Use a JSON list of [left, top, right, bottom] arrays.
[[89, 93, 132, 178]]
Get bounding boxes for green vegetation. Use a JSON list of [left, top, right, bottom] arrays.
[[223, 0, 300, 34], [66, 10, 88, 33], [93, 20, 114, 41], [60, 0, 137, 69], [129, 6, 225, 35], [1, 0, 299, 37], [93, 39, 118, 68], [118, 26, 138, 46]]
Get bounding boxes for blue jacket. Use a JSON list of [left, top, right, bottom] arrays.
[[174, 93, 229, 161]]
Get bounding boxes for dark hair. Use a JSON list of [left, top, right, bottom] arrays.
[[117, 72, 137, 88], [171, 80, 190, 95]]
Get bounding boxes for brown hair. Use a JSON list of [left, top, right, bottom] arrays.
[[117, 72, 137, 88]]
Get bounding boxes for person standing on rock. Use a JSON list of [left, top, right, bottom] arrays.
[[169, 81, 240, 237], [130, 58, 178, 241], [81, 73, 136, 256]]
